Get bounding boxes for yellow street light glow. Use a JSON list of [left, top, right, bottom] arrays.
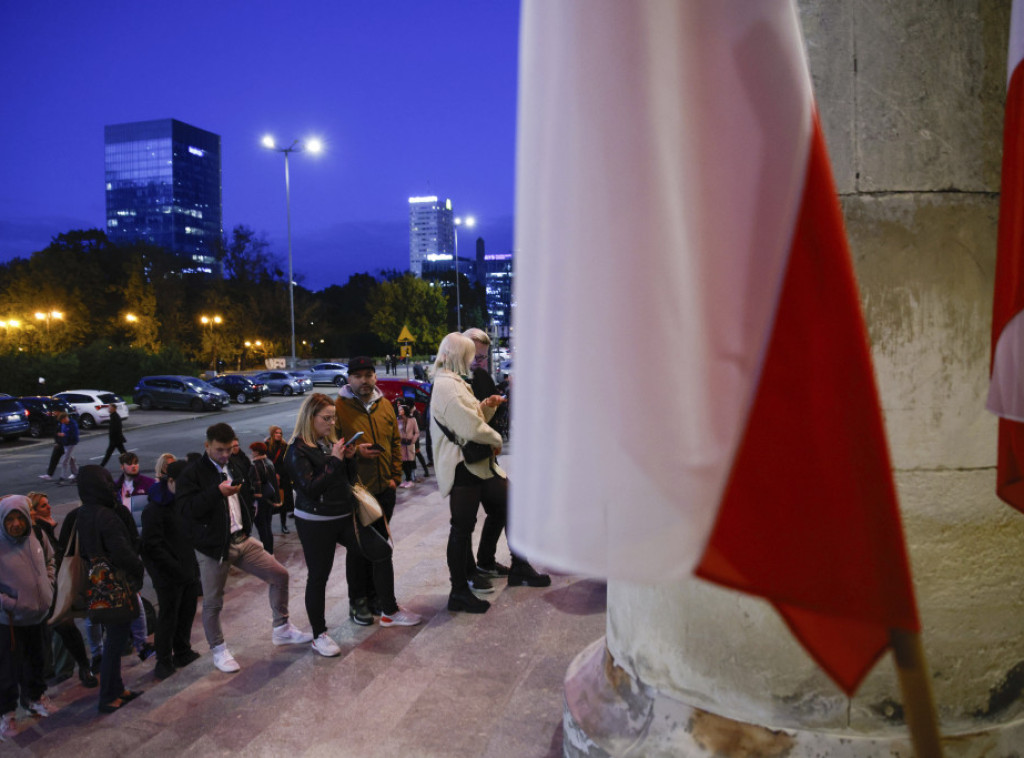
[[245, 340, 252, 347], [125, 313, 138, 323]]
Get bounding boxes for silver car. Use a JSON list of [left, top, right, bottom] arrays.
[[288, 371, 314, 393], [253, 371, 304, 396], [309, 362, 349, 386]]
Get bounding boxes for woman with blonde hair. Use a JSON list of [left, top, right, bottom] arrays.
[[430, 333, 549, 615], [285, 394, 420, 658]]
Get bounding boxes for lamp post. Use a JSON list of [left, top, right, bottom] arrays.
[[200, 314, 223, 372], [262, 135, 323, 369], [34, 310, 63, 335], [453, 216, 475, 332]]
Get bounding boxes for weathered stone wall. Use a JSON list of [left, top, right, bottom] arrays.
[[599, 0, 1024, 749]]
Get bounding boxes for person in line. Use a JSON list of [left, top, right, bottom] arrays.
[[26, 492, 98, 689], [56, 413, 79, 484], [99, 403, 128, 467], [153, 452, 176, 481], [397, 404, 419, 488], [287, 393, 421, 658], [176, 422, 312, 674], [408, 402, 432, 479], [74, 466, 145, 714], [0, 495, 55, 740], [266, 426, 294, 534], [335, 356, 403, 619], [141, 459, 201, 680], [431, 333, 550, 616], [248, 441, 279, 554], [462, 327, 549, 587]]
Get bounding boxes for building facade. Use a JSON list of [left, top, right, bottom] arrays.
[[408, 195, 454, 276], [480, 252, 513, 333], [105, 118, 222, 272]]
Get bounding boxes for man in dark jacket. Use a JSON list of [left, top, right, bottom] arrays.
[[175, 422, 312, 674], [140, 460, 200, 680], [99, 404, 128, 467]]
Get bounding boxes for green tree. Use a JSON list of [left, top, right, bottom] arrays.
[[367, 274, 448, 356]]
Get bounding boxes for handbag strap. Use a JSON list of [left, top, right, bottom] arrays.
[[434, 419, 462, 447]]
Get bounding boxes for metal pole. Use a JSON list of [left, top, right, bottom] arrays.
[[284, 149, 296, 369], [454, 224, 462, 332]]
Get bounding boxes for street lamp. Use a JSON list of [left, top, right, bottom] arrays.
[[262, 134, 323, 369], [453, 216, 475, 332], [34, 310, 63, 335], [200, 314, 223, 372]]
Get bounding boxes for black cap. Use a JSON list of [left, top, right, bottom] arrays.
[[348, 356, 376, 374]]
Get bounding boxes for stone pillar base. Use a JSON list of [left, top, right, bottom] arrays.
[[562, 637, 1024, 758]]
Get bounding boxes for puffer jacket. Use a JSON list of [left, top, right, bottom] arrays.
[[286, 437, 358, 518], [0, 495, 55, 625]]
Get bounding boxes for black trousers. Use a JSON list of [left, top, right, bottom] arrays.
[[98, 620, 131, 706], [100, 440, 128, 466], [46, 444, 63, 476], [153, 581, 199, 664], [254, 499, 275, 554], [449, 465, 508, 588], [278, 482, 294, 528], [0, 623, 46, 714], [295, 512, 396, 637]]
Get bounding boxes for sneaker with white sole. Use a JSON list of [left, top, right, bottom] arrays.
[[379, 607, 423, 627], [38, 474, 52, 480], [311, 632, 342, 657], [211, 644, 240, 673], [26, 696, 53, 718], [0, 712, 14, 741], [271, 622, 313, 646]]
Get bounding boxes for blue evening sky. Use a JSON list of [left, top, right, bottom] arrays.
[[0, 1, 520, 290]]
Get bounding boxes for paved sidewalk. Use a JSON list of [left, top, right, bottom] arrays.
[[2, 454, 607, 757]]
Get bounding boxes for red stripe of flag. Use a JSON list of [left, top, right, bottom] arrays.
[[696, 113, 920, 695]]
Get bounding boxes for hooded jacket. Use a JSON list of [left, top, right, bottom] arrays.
[[0, 495, 55, 626], [335, 384, 402, 494], [74, 465, 145, 592]]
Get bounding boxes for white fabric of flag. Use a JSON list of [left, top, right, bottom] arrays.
[[510, 1, 814, 581]]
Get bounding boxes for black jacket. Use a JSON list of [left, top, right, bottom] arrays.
[[108, 412, 126, 445], [285, 438, 358, 518], [74, 466, 144, 591], [141, 480, 200, 587], [175, 454, 255, 560]]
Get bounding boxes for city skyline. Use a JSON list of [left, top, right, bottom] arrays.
[[0, 1, 520, 291]]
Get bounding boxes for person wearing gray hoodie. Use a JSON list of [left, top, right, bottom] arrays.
[[0, 494, 55, 740]]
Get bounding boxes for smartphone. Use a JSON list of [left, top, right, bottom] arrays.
[[230, 478, 243, 487], [344, 431, 365, 447], [368, 443, 385, 452]]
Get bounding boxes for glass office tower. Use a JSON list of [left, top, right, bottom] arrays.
[[408, 195, 455, 276], [105, 119, 222, 271]]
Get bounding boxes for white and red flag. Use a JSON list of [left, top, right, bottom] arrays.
[[988, 0, 1024, 514], [510, 0, 919, 694]]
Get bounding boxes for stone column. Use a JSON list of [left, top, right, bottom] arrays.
[[564, 2, 1024, 755]]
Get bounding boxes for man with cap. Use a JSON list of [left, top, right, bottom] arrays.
[[334, 356, 403, 621], [140, 459, 201, 680]]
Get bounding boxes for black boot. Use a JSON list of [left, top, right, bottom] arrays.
[[508, 559, 551, 588], [79, 665, 99, 688], [448, 588, 490, 613]]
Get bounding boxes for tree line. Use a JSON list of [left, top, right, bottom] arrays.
[[0, 227, 489, 396]]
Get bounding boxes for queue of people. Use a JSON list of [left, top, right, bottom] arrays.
[[3, 335, 541, 739]]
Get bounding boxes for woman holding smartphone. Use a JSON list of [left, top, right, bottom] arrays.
[[286, 394, 420, 658]]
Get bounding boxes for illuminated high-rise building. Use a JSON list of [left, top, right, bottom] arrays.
[[408, 195, 454, 276], [105, 118, 222, 272]]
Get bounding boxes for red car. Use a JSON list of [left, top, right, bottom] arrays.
[[375, 378, 431, 415]]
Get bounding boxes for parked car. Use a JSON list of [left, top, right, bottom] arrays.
[[0, 396, 30, 442], [17, 396, 80, 438], [287, 371, 314, 394], [309, 362, 349, 386], [54, 389, 129, 429], [133, 375, 229, 412], [252, 370, 304, 396], [376, 378, 431, 416], [209, 374, 268, 404]]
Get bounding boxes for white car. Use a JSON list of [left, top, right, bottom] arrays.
[[54, 389, 129, 430]]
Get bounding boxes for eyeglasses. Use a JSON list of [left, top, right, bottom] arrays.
[[317, 413, 337, 422]]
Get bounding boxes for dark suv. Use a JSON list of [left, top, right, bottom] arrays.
[[0, 396, 30, 442], [17, 396, 80, 438], [134, 375, 230, 412], [209, 374, 268, 404]]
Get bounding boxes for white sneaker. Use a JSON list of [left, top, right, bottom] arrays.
[[311, 632, 342, 657], [379, 607, 423, 627], [26, 696, 53, 717], [0, 712, 15, 741], [272, 622, 313, 646], [38, 474, 52, 480], [211, 644, 240, 673]]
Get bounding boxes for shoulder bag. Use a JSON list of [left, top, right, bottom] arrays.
[[49, 524, 89, 624], [434, 420, 492, 464], [87, 557, 139, 624]]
